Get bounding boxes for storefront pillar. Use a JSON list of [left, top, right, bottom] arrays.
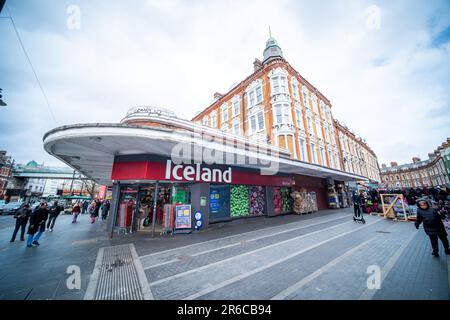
[[107, 181, 120, 239], [151, 181, 159, 238], [190, 183, 210, 229], [265, 186, 276, 217]]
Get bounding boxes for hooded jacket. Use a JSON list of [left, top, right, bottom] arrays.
[[415, 198, 446, 236]]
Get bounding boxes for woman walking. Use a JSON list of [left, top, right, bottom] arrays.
[[88, 200, 98, 224], [415, 198, 450, 257], [10, 202, 31, 242]]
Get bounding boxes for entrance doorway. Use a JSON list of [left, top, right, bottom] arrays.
[[115, 183, 191, 234]]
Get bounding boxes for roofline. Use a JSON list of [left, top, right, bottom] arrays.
[[192, 58, 332, 121]]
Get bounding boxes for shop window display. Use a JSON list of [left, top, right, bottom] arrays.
[[230, 185, 249, 217], [209, 185, 231, 222], [273, 187, 282, 215], [281, 187, 292, 213], [291, 188, 318, 214], [249, 186, 266, 216]]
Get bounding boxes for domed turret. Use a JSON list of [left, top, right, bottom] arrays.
[[263, 36, 284, 63]]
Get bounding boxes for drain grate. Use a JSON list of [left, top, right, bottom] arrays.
[[85, 244, 153, 300]]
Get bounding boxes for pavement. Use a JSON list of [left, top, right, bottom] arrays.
[[0, 208, 449, 300]]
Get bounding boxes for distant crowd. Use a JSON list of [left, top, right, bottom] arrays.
[[10, 198, 111, 248]]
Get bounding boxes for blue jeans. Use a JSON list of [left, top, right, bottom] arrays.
[[27, 230, 44, 246]]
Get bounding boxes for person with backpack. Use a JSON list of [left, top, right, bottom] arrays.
[[10, 202, 32, 242]]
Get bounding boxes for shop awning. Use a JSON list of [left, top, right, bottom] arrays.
[[43, 123, 366, 186]]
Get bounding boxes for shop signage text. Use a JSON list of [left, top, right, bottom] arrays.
[[165, 160, 232, 183]]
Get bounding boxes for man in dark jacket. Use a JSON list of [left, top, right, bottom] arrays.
[[10, 202, 31, 242], [46, 200, 63, 231], [82, 200, 89, 214], [26, 201, 49, 247], [415, 198, 450, 257], [101, 200, 110, 220], [352, 191, 364, 218]]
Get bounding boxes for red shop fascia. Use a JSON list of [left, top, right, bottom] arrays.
[[111, 157, 294, 187]]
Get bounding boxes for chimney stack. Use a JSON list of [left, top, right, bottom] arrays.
[[390, 162, 398, 167], [253, 58, 263, 72], [412, 157, 421, 163]]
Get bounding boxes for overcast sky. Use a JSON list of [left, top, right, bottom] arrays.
[[1, 0, 449, 168]]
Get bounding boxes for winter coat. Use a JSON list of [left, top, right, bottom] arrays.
[[352, 194, 364, 206], [48, 204, 63, 218], [415, 198, 446, 236], [27, 206, 49, 235], [72, 204, 81, 215], [14, 204, 31, 224], [89, 202, 98, 217], [101, 202, 110, 216]]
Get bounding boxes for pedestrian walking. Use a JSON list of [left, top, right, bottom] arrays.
[[82, 200, 89, 214], [46, 200, 63, 231], [352, 191, 364, 218], [415, 198, 450, 257], [72, 201, 81, 223], [88, 200, 98, 224], [10, 202, 31, 242], [101, 200, 110, 220], [26, 201, 49, 247]]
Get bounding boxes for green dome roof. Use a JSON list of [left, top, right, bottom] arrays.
[[26, 160, 38, 167]]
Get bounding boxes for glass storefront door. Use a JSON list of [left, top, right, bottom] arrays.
[[209, 185, 231, 222], [115, 183, 192, 234]]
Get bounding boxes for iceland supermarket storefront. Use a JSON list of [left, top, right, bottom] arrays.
[[43, 107, 365, 237]]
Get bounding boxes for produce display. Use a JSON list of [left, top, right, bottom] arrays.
[[249, 186, 265, 216], [273, 187, 282, 215], [230, 185, 249, 217], [281, 187, 292, 213]]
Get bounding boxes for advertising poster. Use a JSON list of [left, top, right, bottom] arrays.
[[210, 189, 220, 214], [175, 204, 192, 230]]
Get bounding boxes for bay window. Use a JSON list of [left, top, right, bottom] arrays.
[[221, 105, 228, 123], [295, 108, 303, 129], [311, 143, 317, 164], [272, 76, 288, 94], [233, 97, 240, 117], [256, 86, 263, 103], [274, 104, 291, 125], [299, 138, 306, 161]]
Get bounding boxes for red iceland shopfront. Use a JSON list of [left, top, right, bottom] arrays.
[[109, 157, 300, 235]]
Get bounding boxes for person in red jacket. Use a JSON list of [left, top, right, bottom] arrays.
[[72, 202, 81, 223]]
